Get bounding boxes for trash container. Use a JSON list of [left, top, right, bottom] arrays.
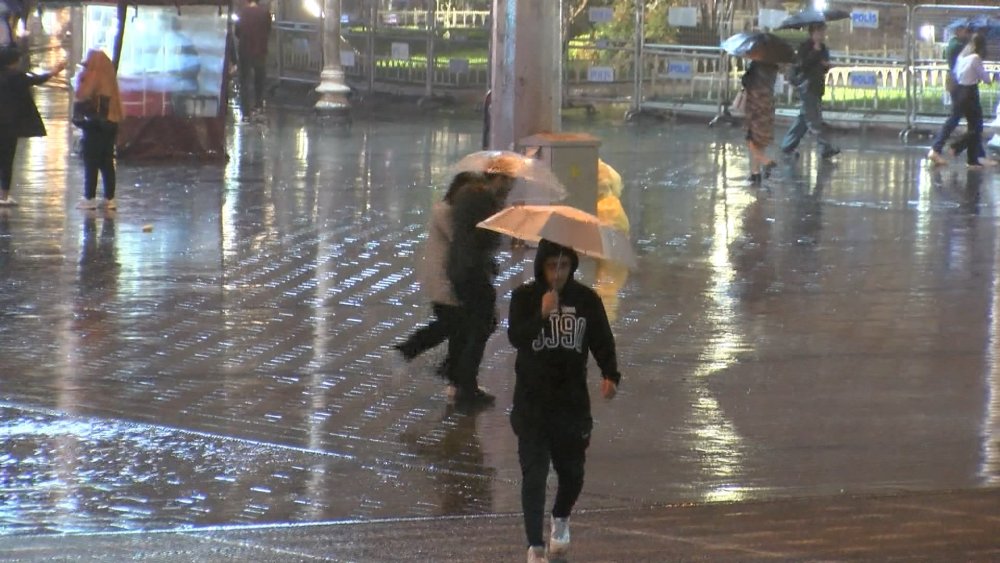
[[517, 132, 600, 213]]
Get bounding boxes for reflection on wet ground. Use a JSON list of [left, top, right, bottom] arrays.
[[1, 90, 999, 537]]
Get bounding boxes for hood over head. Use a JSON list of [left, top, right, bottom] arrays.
[[534, 238, 579, 284]]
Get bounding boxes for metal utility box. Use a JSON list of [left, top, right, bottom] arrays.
[[517, 132, 601, 213]]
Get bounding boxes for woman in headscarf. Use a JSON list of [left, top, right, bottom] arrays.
[[743, 60, 779, 183], [74, 49, 123, 209], [0, 47, 65, 205]]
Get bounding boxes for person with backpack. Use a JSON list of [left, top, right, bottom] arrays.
[[780, 23, 840, 160]]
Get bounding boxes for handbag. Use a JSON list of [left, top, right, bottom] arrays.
[[71, 95, 111, 129], [730, 89, 747, 117]]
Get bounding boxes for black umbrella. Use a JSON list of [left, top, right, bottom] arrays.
[[777, 8, 850, 30], [721, 32, 796, 64]]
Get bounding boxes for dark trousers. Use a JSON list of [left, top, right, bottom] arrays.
[[82, 124, 118, 200], [0, 135, 16, 192], [950, 86, 985, 164], [518, 427, 589, 547], [239, 57, 267, 114], [780, 86, 835, 154], [448, 304, 493, 393], [398, 303, 461, 365], [933, 85, 986, 162]]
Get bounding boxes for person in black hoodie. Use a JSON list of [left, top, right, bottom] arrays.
[[508, 239, 621, 562]]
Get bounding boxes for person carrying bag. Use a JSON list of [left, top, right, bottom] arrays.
[[73, 49, 123, 210]]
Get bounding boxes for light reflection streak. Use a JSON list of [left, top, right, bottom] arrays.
[[690, 144, 753, 503], [983, 197, 1000, 485]]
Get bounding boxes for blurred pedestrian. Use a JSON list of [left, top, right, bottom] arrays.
[[445, 171, 513, 408], [742, 61, 779, 183], [394, 172, 482, 387], [928, 23, 990, 166], [0, 46, 66, 206], [931, 34, 992, 169], [780, 23, 839, 159], [235, 0, 271, 121], [594, 159, 630, 323], [508, 239, 621, 563], [74, 49, 123, 210]]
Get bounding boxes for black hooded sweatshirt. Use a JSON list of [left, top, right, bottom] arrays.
[[508, 240, 622, 437]]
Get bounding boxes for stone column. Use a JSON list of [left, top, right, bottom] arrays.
[[314, 0, 350, 112], [488, 0, 562, 150]]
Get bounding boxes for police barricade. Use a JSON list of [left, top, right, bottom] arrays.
[[815, 1, 910, 130], [370, 4, 434, 96], [429, 11, 490, 98], [564, 2, 638, 112], [272, 20, 323, 84], [636, 44, 726, 116], [342, 0, 377, 93], [633, 1, 733, 119], [908, 4, 1000, 136]]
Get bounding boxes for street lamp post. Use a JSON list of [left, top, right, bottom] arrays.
[[314, 0, 350, 113]]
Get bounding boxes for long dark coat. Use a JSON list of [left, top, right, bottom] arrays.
[[0, 69, 51, 139]]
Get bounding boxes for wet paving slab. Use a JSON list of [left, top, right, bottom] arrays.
[[1, 89, 1000, 556]]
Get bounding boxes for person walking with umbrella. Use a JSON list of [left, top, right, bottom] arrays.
[[929, 29, 992, 167], [941, 33, 992, 169], [394, 171, 482, 389], [722, 32, 793, 184], [780, 23, 840, 159], [743, 60, 780, 183], [507, 239, 622, 563]]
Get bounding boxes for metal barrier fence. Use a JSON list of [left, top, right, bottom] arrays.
[[267, 0, 1000, 133], [564, 0, 639, 111]]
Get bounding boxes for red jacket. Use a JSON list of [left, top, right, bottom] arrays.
[[236, 3, 271, 61]]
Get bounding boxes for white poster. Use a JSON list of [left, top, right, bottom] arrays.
[[668, 7, 698, 28], [758, 9, 787, 30], [589, 7, 614, 24], [391, 42, 409, 61], [340, 50, 356, 67]]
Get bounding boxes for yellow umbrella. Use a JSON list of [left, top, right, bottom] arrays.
[[477, 204, 636, 268]]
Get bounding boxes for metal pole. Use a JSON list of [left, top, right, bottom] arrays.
[[368, 0, 376, 94], [632, 0, 643, 114], [425, 0, 435, 100], [314, 0, 350, 112]]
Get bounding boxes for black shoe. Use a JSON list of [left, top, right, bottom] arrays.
[[454, 387, 496, 411], [821, 147, 841, 159], [762, 161, 777, 178], [748, 173, 762, 184]]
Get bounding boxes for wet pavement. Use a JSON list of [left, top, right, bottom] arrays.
[[1, 88, 999, 559]]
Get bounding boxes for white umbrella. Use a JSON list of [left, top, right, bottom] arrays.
[[477, 204, 636, 268], [450, 151, 566, 205]]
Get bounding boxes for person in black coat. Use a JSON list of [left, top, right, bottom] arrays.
[[444, 171, 513, 408], [507, 239, 621, 560], [0, 47, 65, 205]]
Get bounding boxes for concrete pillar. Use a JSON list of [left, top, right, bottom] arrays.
[[488, 0, 562, 150], [314, 0, 350, 112]]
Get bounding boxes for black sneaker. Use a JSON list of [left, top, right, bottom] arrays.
[[821, 147, 841, 159], [747, 173, 762, 184], [454, 387, 496, 411]]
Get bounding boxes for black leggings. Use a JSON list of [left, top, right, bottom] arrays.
[[0, 135, 16, 192], [82, 124, 118, 200]]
